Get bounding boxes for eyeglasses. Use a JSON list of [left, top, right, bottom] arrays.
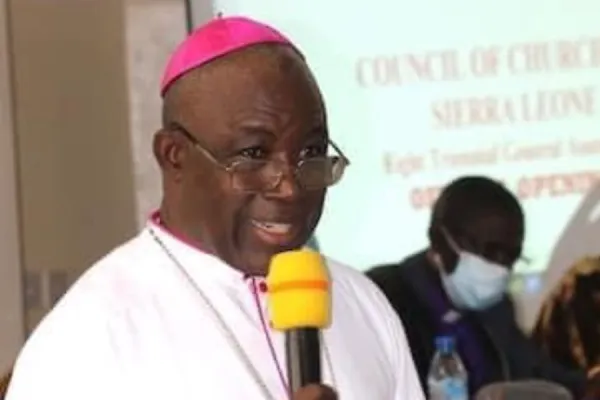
[[169, 122, 350, 193]]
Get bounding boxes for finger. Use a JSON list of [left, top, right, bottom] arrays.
[[295, 384, 337, 400]]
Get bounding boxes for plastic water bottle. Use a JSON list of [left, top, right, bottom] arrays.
[[427, 336, 468, 400]]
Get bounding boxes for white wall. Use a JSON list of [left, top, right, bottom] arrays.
[[124, 0, 188, 227]]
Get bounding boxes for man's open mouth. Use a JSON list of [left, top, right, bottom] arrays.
[[250, 220, 299, 246]]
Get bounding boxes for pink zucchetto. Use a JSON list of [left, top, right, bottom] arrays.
[[160, 15, 302, 96]]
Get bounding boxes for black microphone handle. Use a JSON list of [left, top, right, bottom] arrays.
[[285, 328, 321, 394]]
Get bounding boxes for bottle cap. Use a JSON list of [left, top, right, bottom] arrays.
[[435, 335, 456, 353]]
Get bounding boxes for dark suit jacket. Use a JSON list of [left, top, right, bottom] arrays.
[[367, 251, 587, 398]]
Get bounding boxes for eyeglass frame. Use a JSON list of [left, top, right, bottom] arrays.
[[167, 121, 351, 192]]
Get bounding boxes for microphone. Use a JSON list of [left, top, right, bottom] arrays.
[[266, 249, 331, 394]]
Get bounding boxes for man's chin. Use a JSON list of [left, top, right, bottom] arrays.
[[240, 242, 305, 276]]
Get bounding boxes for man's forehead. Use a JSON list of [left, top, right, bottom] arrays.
[[164, 45, 323, 124], [463, 213, 523, 241]]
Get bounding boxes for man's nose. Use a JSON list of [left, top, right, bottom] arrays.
[[268, 161, 300, 200]]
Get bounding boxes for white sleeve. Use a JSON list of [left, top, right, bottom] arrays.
[[368, 279, 426, 400], [5, 293, 127, 400]]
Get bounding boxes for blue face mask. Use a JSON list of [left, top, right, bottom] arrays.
[[441, 250, 510, 311]]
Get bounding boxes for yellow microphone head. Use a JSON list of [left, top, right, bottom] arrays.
[[266, 249, 331, 331]]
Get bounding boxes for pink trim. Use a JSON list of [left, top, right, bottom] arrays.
[[251, 277, 290, 398]]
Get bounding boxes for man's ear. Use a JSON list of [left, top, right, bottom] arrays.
[[153, 129, 185, 179]]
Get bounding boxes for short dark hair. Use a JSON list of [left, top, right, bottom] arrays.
[[430, 176, 523, 233]]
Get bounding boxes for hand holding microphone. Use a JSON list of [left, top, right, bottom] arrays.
[[292, 384, 337, 400], [267, 250, 337, 400]]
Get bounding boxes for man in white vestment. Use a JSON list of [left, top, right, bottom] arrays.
[[6, 16, 424, 400]]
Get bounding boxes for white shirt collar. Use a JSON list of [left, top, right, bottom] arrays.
[[145, 211, 250, 288]]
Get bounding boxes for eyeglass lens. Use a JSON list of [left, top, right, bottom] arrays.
[[229, 157, 345, 192]]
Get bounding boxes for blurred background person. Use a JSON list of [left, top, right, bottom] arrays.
[[367, 176, 599, 399], [539, 184, 600, 327], [534, 256, 600, 376]]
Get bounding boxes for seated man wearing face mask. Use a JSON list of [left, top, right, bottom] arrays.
[[367, 176, 596, 399]]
